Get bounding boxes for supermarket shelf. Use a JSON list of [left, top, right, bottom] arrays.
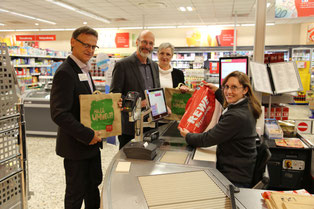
[[17, 73, 41, 77], [93, 76, 106, 80], [39, 75, 53, 79], [14, 64, 51, 68], [10, 54, 67, 59], [22, 82, 40, 87]]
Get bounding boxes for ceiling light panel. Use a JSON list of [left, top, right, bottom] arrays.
[[45, 0, 110, 23], [0, 0, 306, 30]]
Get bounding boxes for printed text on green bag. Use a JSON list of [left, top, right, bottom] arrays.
[[90, 99, 114, 132]]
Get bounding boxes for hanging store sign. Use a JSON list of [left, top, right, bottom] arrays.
[[16, 35, 56, 41], [16, 35, 36, 41], [275, 0, 314, 18], [36, 35, 56, 41], [115, 33, 129, 48], [186, 29, 235, 47], [98, 31, 130, 48]]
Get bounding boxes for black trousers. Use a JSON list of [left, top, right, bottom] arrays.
[[118, 134, 134, 150], [63, 151, 102, 209]]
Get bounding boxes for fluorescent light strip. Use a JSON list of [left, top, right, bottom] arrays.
[[46, 0, 76, 11], [0, 8, 56, 25], [39, 28, 75, 31], [118, 27, 142, 29], [241, 24, 255, 26], [0, 23, 4, 26], [219, 24, 240, 27], [177, 25, 208, 28], [179, 7, 186, 12], [186, 7, 193, 11], [46, 0, 110, 24], [75, 10, 109, 23], [15, 29, 40, 31], [95, 27, 118, 30], [0, 8, 9, 12], [146, 26, 177, 29], [0, 22, 276, 32]]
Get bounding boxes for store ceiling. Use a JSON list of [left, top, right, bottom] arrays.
[[0, 0, 314, 30]]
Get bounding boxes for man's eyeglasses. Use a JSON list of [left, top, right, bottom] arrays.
[[75, 38, 99, 50], [139, 39, 154, 46], [222, 85, 243, 91]]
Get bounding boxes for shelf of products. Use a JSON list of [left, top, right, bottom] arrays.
[[292, 48, 312, 62], [291, 48, 313, 102], [8, 46, 69, 92]]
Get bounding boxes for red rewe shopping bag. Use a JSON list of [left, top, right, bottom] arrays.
[[178, 85, 216, 133]]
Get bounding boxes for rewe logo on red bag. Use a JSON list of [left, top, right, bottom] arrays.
[[187, 96, 209, 127], [178, 85, 216, 133]]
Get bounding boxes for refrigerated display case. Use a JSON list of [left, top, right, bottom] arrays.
[[23, 89, 58, 136]]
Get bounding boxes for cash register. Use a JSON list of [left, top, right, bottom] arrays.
[[123, 88, 168, 160]]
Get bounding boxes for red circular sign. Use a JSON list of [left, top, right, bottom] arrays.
[[297, 122, 308, 132]]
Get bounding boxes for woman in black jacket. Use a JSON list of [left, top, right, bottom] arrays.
[[157, 42, 189, 92], [179, 71, 262, 188]]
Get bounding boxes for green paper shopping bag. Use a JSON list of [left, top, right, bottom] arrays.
[[164, 88, 194, 121], [80, 91, 122, 138]]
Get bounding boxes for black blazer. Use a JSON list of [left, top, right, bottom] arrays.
[[110, 53, 160, 135], [186, 90, 257, 185], [50, 56, 99, 160], [171, 68, 185, 88]]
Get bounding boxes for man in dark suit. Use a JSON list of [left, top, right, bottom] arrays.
[[110, 30, 160, 149], [50, 26, 102, 209]]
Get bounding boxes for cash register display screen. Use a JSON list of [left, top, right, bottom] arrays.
[[145, 88, 168, 121], [219, 56, 248, 87]]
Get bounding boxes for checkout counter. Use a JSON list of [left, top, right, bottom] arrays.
[[101, 121, 268, 209]]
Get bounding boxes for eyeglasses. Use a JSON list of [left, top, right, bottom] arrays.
[[75, 38, 99, 50], [139, 39, 154, 46], [222, 85, 243, 91]]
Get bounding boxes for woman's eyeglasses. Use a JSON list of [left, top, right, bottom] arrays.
[[222, 85, 243, 91]]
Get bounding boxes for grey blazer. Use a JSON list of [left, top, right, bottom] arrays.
[[110, 53, 160, 135]]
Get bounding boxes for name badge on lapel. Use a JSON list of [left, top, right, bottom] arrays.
[[78, 73, 88, 81]]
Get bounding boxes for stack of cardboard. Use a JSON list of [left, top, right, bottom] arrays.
[[262, 191, 314, 209]]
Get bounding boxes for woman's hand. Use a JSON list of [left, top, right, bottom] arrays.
[[203, 81, 219, 92], [179, 85, 190, 93], [178, 127, 190, 138]]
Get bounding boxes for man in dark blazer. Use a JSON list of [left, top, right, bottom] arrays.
[[110, 30, 160, 149], [50, 26, 102, 209]]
